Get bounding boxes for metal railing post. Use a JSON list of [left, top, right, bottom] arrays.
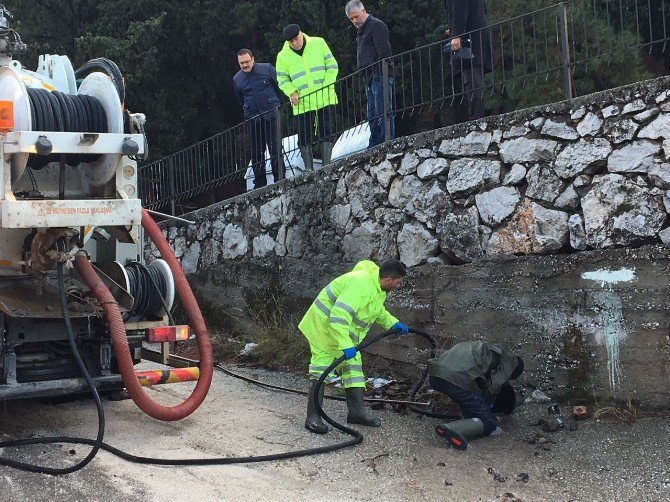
[[382, 59, 391, 143], [168, 156, 176, 216], [141, 1, 670, 208], [558, 2, 574, 100], [275, 110, 284, 181]]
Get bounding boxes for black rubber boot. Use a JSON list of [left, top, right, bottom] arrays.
[[435, 418, 486, 450], [345, 387, 381, 427], [304, 380, 328, 434]]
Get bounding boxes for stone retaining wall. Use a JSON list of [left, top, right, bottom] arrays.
[[148, 76, 670, 408]]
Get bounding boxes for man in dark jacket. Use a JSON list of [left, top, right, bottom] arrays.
[[444, 0, 493, 120], [345, 1, 394, 148], [233, 49, 282, 189], [427, 341, 524, 450]]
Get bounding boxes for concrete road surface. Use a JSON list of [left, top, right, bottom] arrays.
[[0, 365, 668, 501]]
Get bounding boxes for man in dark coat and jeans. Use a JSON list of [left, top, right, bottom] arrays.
[[427, 340, 524, 450], [345, 0, 394, 148], [233, 48, 282, 189], [444, 0, 493, 120]]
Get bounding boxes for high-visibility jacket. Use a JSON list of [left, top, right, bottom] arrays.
[[275, 34, 339, 115], [298, 260, 398, 353]]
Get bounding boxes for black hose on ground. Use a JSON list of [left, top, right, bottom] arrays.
[[0, 315, 455, 474], [56, 330, 405, 466], [0, 325, 441, 472], [0, 239, 106, 474], [214, 364, 431, 406]]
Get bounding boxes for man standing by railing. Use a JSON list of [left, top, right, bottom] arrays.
[[445, 0, 492, 120], [276, 24, 339, 172], [233, 49, 282, 189], [345, 1, 394, 149]]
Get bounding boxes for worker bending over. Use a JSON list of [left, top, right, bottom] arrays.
[[299, 260, 409, 434], [428, 340, 524, 450]]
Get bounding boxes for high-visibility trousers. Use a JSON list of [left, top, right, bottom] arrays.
[[306, 335, 366, 389]]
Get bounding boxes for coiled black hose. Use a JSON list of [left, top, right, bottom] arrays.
[[26, 87, 107, 169], [75, 58, 125, 107], [125, 262, 168, 320]]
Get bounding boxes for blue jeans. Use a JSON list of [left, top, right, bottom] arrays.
[[366, 75, 395, 148], [429, 376, 497, 435]]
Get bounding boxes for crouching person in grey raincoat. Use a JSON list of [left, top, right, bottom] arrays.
[[427, 340, 524, 450]]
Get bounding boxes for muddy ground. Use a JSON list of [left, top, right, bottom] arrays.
[[0, 364, 668, 502]]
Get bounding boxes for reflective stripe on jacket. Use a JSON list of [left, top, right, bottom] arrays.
[[298, 260, 398, 352], [275, 34, 339, 115]]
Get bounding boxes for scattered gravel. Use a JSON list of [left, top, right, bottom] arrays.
[[0, 364, 668, 501]]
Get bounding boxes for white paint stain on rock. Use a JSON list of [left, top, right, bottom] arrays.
[[581, 268, 636, 396]]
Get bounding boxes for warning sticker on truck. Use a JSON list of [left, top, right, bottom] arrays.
[[2, 199, 141, 229], [36, 206, 114, 216]]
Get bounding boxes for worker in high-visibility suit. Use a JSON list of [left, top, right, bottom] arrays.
[[299, 259, 409, 434], [276, 24, 339, 171]]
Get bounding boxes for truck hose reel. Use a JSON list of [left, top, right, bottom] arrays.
[[106, 259, 175, 320], [26, 87, 107, 169], [0, 67, 124, 185]]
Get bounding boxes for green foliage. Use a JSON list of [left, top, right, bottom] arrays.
[[171, 280, 309, 370], [1, 1, 663, 160], [484, 0, 652, 111], [3, 0, 445, 159], [197, 294, 309, 370]]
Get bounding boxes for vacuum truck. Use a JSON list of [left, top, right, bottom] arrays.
[[0, 6, 213, 420]]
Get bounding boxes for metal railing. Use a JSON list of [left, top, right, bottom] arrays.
[[140, 0, 670, 215]]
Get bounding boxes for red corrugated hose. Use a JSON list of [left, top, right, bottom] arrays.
[[73, 208, 213, 421]]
